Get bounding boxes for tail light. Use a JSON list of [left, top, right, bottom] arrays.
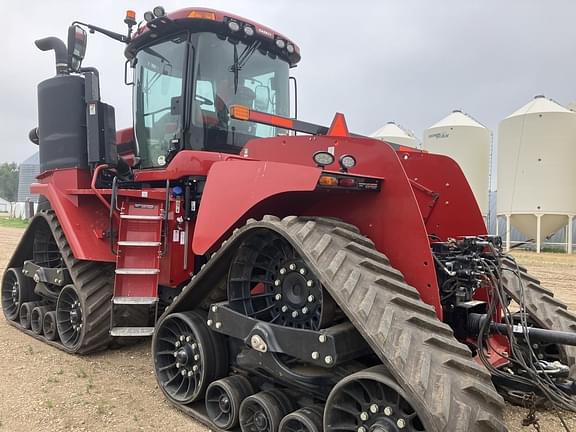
[[317, 173, 381, 191]]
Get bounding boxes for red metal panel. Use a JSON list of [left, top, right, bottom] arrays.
[[198, 137, 444, 318], [399, 151, 487, 238], [30, 169, 115, 262], [192, 160, 321, 255], [133, 150, 241, 182]]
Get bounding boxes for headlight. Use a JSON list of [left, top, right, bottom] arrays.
[[286, 43, 295, 54], [144, 11, 155, 22], [243, 25, 255, 36], [275, 39, 286, 49]]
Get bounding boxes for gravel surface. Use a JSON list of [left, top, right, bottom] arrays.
[[1, 226, 575, 431]]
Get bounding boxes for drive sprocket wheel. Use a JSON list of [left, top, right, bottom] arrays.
[[325, 366, 425, 432], [153, 311, 228, 404], [228, 232, 336, 330]]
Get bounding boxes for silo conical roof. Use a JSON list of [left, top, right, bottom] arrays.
[[429, 110, 486, 129], [370, 121, 417, 147], [506, 95, 570, 119]]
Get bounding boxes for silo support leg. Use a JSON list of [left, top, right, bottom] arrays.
[[536, 214, 542, 254], [506, 215, 511, 252], [568, 216, 573, 254]]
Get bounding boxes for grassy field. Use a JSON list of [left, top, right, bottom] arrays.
[[0, 215, 28, 229]]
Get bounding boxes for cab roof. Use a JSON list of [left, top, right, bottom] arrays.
[[126, 7, 301, 66]]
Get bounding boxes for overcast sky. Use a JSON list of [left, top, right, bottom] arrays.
[[3, 0, 576, 170]]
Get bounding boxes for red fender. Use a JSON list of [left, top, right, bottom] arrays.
[[30, 169, 114, 262], [193, 138, 444, 318], [192, 160, 322, 255]]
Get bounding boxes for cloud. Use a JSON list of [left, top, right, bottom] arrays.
[[2, 0, 575, 165]]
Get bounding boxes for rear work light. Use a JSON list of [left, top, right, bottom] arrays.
[[317, 173, 381, 191]]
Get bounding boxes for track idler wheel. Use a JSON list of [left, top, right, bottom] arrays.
[[20, 301, 42, 329], [239, 390, 295, 432], [43, 311, 58, 341], [2, 267, 36, 321], [153, 311, 228, 405], [279, 407, 323, 432], [206, 375, 255, 430], [31, 305, 54, 335], [324, 366, 425, 432], [56, 284, 87, 349]]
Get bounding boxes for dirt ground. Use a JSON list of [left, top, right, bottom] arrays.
[[1, 226, 576, 431]]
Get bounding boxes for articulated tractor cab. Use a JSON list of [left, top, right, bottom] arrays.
[[4, 6, 576, 432]]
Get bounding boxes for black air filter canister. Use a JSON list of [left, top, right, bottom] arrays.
[[37, 74, 88, 172]]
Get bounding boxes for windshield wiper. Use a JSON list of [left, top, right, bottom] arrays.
[[229, 41, 261, 93]]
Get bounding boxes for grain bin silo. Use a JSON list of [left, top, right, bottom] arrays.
[[423, 110, 490, 219], [371, 121, 418, 148], [17, 152, 40, 203], [497, 95, 576, 253]]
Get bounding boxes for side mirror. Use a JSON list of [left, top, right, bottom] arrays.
[[254, 85, 270, 112], [67, 25, 87, 72]]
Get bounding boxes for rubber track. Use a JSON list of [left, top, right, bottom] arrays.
[[5, 211, 113, 354], [501, 256, 576, 378], [166, 216, 507, 432]]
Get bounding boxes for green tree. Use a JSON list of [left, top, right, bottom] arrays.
[[0, 163, 19, 202]]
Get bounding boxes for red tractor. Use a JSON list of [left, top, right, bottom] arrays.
[[4, 6, 576, 432]]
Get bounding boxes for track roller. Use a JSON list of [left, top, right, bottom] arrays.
[[43, 311, 58, 341], [2, 267, 36, 321], [20, 301, 42, 330], [206, 375, 255, 430], [239, 390, 295, 432], [31, 305, 53, 335], [325, 366, 425, 432], [153, 311, 228, 405], [279, 407, 323, 432]]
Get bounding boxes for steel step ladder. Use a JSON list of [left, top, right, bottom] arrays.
[[110, 199, 164, 337]]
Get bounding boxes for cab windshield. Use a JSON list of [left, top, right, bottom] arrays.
[[133, 33, 187, 168], [133, 31, 290, 168], [188, 32, 290, 153]]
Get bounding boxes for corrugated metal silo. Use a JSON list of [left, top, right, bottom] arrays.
[[497, 95, 576, 253], [423, 110, 490, 218], [17, 152, 40, 203]]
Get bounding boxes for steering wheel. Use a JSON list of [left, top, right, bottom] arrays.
[[195, 94, 214, 106]]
